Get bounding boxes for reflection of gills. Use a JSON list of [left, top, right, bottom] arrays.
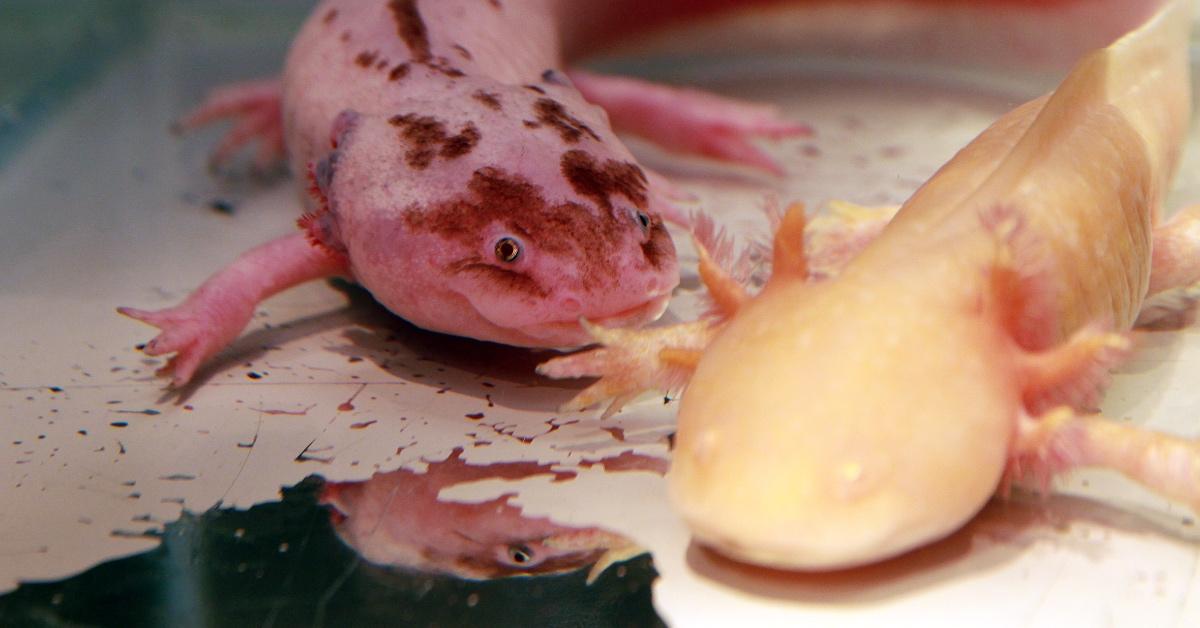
[[544, 0, 1200, 571], [321, 449, 641, 582]]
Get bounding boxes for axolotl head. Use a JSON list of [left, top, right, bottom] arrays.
[[303, 82, 678, 348], [668, 258, 1022, 570]]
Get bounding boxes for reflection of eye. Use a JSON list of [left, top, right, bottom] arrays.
[[507, 544, 534, 565], [635, 211, 651, 230], [495, 237, 521, 263]]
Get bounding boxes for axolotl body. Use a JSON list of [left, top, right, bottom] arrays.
[[543, 0, 1200, 569], [120, 0, 816, 385]]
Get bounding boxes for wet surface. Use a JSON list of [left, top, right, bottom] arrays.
[[0, 476, 662, 628]]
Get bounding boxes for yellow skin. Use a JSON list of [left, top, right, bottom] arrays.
[[542, 0, 1200, 570]]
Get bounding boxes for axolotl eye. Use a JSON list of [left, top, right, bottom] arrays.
[[624, 207, 652, 232], [494, 237, 522, 263], [506, 544, 534, 565]]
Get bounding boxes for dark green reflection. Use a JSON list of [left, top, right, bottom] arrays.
[[0, 477, 664, 628]]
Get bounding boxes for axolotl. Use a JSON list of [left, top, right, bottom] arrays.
[[542, 0, 1200, 569], [118, 0, 814, 386], [322, 449, 641, 582]]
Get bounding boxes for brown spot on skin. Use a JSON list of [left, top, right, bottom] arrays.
[[534, 98, 599, 144], [389, 63, 411, 81], [472, 90, 502, 111], [340, 30, 352, 42], [355, 50, 379, 68], [524, 84, 546, 95], [323, 8, 339, 24], [559, 149, 648, 211], [427, 58, 466, 78], [389, 114, 481, 169], [640, 222, 671, 269], [375, 59, 389, 71], [523, 120, 539, 129], [441, 123, 481, 159], [488, 0, 502, 8], [452, 44, 473, 61], [389, 0, 432, 61], [404, 168, 645, 289]]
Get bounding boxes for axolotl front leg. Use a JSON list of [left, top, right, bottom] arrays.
[[119, 233, 347, 386]]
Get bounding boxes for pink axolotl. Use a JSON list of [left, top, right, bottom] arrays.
[[542, 0, 1200, 569], [322, 449, 640, 582], [119, 0, 816, 386]]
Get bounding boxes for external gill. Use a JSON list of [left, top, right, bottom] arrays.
[[538, 199, 895, 417]]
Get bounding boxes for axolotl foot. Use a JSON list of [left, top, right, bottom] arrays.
[[537, 319, 718, 418], [173, 78, 285, 172], [118, 300, 253, 387]]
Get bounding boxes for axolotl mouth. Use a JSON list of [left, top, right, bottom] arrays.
[[521, 291, 674, 346], [452, 287, 672, 349]]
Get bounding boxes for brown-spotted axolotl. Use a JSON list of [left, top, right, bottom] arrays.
[[321, 449, 642, 582], [542, 0, 1200, 570], [119, 0, 816, 386]]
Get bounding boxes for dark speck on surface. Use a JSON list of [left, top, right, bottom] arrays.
[[465, 412, 485, 420], [116, 409, 161, 416], [210, 198, 236, 215], [110, 421, 129, 428], [247, 372, 263, 380], [48, 386, 63, 393]]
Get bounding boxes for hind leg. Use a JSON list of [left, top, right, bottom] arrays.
[[567, 70, 811, 176], [1007, 408, 1200, 514], [1137, 205, 1200, 329], [175, 78, 284, 171]]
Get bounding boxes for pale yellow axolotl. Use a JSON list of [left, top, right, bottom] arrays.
[[540, 0, 1200, 570]]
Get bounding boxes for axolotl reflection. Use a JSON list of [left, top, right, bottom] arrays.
[[321, 449, 640, 581]]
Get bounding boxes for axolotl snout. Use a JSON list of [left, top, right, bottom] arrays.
[[304, 88, 677, 348]]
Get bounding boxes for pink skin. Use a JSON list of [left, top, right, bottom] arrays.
[[321, 449, 634, 579], [122, 0, 812, 385]]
